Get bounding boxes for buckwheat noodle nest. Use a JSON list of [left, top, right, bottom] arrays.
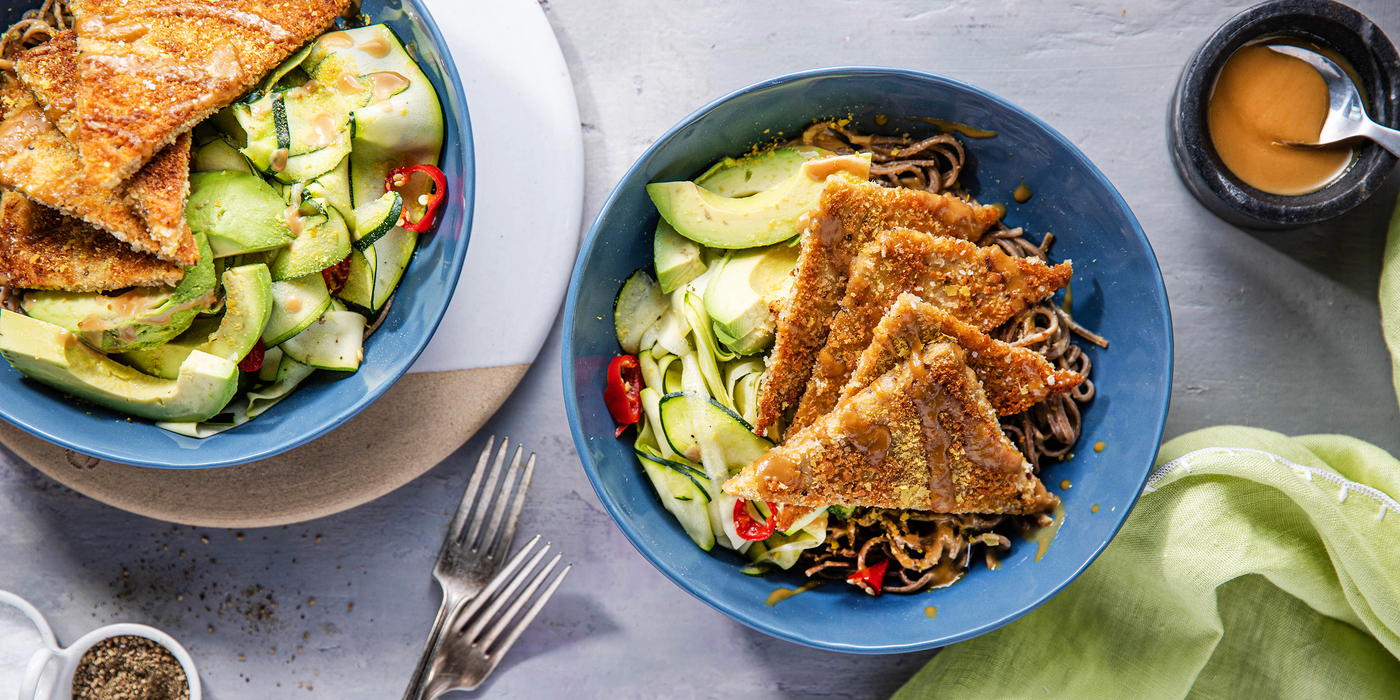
[[0, 0, 71, 70], [783, 121, 1108, 593]]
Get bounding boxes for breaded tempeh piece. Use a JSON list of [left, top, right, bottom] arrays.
[[0, 190, 183, 291], [725, 342, 1055, 515], [841, 293, 1082, 417], [753, 173, 1003, 434], [0, 78, 196, 264], [16, 35, 196, 260], [790, 229, 1073, 431], [124, 132, 193, 253], [14, 30, 79, 140], [71, 0, 350, 188]]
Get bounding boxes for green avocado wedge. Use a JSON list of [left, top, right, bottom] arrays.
[[703, 243, 799, 354], [114, 264, 273, 379], [200, 265, 275, 365], [115, 317, 220, 381], [647, 153, 870, 249], [0, 310, 239, 423], [654, 219, 706, 294], [187, 170, 295, 258], [22, 233, 219, 354], [694, 146, 829, 198]]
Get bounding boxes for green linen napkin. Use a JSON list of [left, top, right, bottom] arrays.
[[894, 195, 1400, 700]]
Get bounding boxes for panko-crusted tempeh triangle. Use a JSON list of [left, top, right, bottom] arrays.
[[753, 173, 1004, 435], [725, 341, 1055, 515], [0, 190, 183, 291], [123, 132, 193, 254], [70, 0, 350, 188], [789, 228, 1073, 432], [0, 77, 196, 264], [13, 29, 79, 140], [16, 30, 195, 257], [843, 293, 1082, 416]]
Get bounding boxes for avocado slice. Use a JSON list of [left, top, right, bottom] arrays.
[[654, 220, 706, 294], [22, 233, 219, 353], [647, 153, 871, 249], [695, 146, 828, 198], [118, 264, 276, 378], [192, 138, 255, 175], [115, 317, 221, 380], [187, 170, 295, 258], [703, 243, 800, 355], [0, 310, 240, 423]]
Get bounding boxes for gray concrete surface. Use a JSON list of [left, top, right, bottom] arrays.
[[4, 1, 1400, 698]]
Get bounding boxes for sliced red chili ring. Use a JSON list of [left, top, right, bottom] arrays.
[[385, 164, 447, 233]]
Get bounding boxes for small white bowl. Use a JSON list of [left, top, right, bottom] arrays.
[[19, 622, 202, 700]]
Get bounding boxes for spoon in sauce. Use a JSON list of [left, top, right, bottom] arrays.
[[1267, 45, 1400, 156]]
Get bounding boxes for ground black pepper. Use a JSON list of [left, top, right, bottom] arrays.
[[73, 636, 189, 700]]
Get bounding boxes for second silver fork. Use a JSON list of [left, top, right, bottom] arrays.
[[401, 436, 537, 700]]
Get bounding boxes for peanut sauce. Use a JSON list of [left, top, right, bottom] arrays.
[[906, 116, 997, 139], [750, 451, 804, 493], [307, 113, 339, 149], [1021, 501, 1066, 562], [1207, 41, 1355, 195], [765, 580, 823, 607], [366, 71, 410, 105], [1012, 181, 1032, 204]]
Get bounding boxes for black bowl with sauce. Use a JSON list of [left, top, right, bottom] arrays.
[[1169, 0, 1400, 229]]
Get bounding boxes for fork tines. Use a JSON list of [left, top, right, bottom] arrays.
[[449, 436, 538, 561], [428, 538, 572, 693]]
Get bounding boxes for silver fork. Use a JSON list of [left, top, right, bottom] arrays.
[[422, 537, 573, 697], [401, 436, 537, 700]]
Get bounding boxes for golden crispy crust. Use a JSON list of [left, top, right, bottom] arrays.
[[753, 174, 1004, 434], [14, 30, 79, 141], [842, 293, 1082, 416], [0, 190, 183, 290], [16, 35, 197, 264], [725, 342, 1052, 515], [72, 0, 350, 188], [0, 78, 196, 264], [789, 229, 1074, 431], [124, 131, 193, 261]]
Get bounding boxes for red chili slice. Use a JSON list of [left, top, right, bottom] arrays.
[[238, 338, 266, 373], [385, 164, 447, 233], [734, 499, 778, 541], [847, 559, 889, 595], [322, 255, 351, 295], [604, 355, 642, 437]]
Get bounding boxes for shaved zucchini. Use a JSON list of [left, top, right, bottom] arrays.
[[613, 270, 668, 355], [263, 274, 333, 347], [279, 310, 366, 372], [636, 448, 714, 551], [657, 391, 773, 468], [351, 192, 403, 251], [270, 206, 351, 282], [247, 354, 317, 418]]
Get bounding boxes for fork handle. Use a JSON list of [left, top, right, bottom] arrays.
[[401, 595, 459, 700]]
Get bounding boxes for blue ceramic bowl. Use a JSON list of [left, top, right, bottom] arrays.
[[0, 0, 474, 469], [563, 67, 1172, 653]]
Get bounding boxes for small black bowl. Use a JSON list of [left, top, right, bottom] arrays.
[[1169, 0, 1400, 229]]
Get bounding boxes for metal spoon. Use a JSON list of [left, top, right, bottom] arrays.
[[1267, 45, 1400, 156]]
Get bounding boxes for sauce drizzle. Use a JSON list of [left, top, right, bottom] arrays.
[[765, 580, 823, 607]]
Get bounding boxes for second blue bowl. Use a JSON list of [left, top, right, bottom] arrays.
[[564, 66, 1172, 653]]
